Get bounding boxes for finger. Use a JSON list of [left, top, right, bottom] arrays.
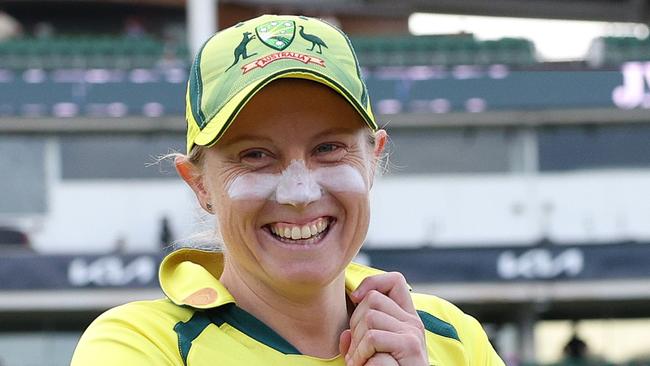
[[349, 290, 415, 332], [350, 330, 425, 366], [339, 329, 352, 358], [365, 353, 399, 366], [349, 309, 408, 357], [351, 272, 416, 314]]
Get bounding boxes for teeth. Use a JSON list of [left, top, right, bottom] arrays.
[[291, 227, 301, 240], [301, 226, 311, 239], [269, 218, 330, 241]]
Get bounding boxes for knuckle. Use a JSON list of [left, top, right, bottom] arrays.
[[366, 290, 382, 305], [411, 316, 426, 332], [367, 329, 380, 343], [364, 310, 377, 327], [366, 354, 393, 366], [388, 271, 406, 283], [403, 333, 422, 352], [360, 275, 377, 287]]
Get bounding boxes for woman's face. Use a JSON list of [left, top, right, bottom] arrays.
[[187, 79, 385, 290]]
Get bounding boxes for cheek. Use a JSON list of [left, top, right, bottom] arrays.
[[208, 177, 266, 225], [216, 199, 267, 239], [208, 166, 277, 210], [329, 190, 371, 230], [227, 173, 279, 200], [313, 164, 368, 194], [334, 192, 371, 255]]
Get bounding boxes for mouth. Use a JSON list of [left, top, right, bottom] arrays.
[[263, 216, 335, 245]]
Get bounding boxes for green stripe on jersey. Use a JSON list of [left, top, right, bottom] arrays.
[[209, 303, 301, 355], [417, 310, 461, 342], [174, 311, 213, 365]]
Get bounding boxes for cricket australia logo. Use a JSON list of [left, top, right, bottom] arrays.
[[256, 20, 296, 51]]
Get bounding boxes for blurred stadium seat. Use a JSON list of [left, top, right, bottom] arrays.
[[351, 35, 537, 67], [588, 36, 650, 66], [0, 35, 184, 69]]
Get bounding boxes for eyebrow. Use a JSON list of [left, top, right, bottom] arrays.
[[219, 134, 274, 149], [220, 126, 362, 149], [311, 127, 361, 140]]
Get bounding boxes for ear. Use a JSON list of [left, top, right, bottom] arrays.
[[368, 129, 388, 188], [175, 155, 212, 214], [373, 129, 388, 159]]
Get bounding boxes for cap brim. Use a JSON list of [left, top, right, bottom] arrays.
[[192, 68, 378, 150]]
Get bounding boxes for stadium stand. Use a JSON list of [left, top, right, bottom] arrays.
[[0, 34, 535, 69], [10, 33, 650, 70], [0, 35, 187, 69], [351, 35, 537, 67]]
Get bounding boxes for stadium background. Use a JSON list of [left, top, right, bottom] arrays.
[[1, 0, 650, 365]]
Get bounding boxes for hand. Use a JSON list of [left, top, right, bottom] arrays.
[[339, 272, 428, 366], [340, 330, 398, 366]]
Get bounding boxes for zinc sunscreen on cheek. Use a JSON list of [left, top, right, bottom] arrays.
[[226, 173, 280, 200]]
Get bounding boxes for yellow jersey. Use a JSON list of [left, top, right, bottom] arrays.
[[71, 248, 504, 366]]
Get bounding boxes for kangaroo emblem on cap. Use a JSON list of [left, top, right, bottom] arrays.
[[298, 26, 328, 54], [226, 32, 257, 71]]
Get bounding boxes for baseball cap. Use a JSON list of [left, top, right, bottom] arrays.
[[184, 14, 378, 154]]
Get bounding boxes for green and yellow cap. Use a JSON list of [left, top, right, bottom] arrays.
[[185, 14, 378, 154]]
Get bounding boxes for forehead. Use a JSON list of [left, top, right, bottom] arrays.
[[219, 78, 367, 142]]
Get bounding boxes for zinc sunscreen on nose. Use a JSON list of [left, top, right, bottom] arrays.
[[275, 160, 322, 205]]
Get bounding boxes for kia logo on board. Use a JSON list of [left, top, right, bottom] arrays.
[[67, 256, 157, 287], [497, 248, 584, 280]]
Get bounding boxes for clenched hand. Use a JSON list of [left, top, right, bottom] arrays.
[[339, 272, 429, 366]]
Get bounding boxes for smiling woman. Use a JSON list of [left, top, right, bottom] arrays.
[[71, 14, 505, 366]]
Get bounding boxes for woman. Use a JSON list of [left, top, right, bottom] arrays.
[[72, 14, 504, 366]]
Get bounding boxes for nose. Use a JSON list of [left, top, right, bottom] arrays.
[[275, 160, 322, 208]]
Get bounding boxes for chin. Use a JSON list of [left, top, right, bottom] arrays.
[[247, 216, 363, 290], [265, 259, 346, 289]]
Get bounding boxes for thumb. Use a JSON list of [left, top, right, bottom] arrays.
[[339, 329, 352, 357]]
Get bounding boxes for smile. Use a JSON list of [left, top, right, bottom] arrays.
[[264, 217, 334, 244]]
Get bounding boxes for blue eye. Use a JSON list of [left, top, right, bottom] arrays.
[[315, 143, 339, 154], [242, 150, 267, 159], [239, 149, 274, 167]]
